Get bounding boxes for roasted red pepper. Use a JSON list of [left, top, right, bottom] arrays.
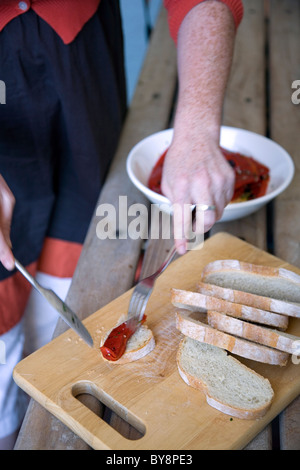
[[100, 315, 147, 361], [147, 148, 167, 195], [221, 147, 270, 201], [148, 147, 269, 202]]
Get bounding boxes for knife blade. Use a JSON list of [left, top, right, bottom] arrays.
[[14, 258, 93, 347]]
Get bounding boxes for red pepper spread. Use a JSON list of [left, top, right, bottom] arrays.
[[100, 315, 147, 362]]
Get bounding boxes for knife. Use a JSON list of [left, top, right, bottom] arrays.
[[14, 258, 93, 347]]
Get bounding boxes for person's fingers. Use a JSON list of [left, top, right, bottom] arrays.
[[160, 143, 236, 254], [173, 202, 215, 254], [173, 202, 191, 254], [194, 204, 217, 234]]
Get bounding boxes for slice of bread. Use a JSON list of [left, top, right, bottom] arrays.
[[201, 259, 300, 305], [177, 336, 274, 419], [207, 310, 300, 354], [175, 310, 289, 365], [197, 281, 300, 318], [171, 288, 288, 330], [101, 316, 155, 364]]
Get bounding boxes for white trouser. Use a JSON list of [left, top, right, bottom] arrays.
[[0, 273, 71, 438]]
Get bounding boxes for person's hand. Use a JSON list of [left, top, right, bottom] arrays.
[[0, 175, 15, 270], [161, 132, 235, 254]]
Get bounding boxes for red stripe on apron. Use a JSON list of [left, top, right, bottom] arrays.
[[37, 237, 82, 278]]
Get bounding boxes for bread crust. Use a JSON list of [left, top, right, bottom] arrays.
[[201, 260, 300, 306], [175, 310, 289, 366], [171, 288, 289, 330], [197, 281, 300, 318], [113, 331, 155, 364], [201, 259, 300, 285], [207, 310, 299, 354]]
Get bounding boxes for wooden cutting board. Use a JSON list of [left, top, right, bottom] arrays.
[[13, 233, 300, 450]]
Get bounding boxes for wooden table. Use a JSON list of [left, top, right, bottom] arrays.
[[15, 1, 300, 450]]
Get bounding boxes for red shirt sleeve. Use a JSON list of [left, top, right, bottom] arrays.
[[164, 0, 244, 44]]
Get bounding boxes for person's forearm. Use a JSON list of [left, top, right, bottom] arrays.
[[173, 0, 236, 141], [161, 1, 237, 253]]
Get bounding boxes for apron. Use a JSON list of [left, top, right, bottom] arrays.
[[0, 0, 127, 335]]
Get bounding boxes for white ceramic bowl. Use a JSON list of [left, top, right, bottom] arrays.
[[126, 127, 295, 222]]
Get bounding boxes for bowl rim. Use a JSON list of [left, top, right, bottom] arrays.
[[126, 126, 295, 211]]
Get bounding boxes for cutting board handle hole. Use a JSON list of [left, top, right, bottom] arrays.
[[72, 381, 145, 441]]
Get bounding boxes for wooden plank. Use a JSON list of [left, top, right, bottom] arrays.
[[269, 0, 300, 265], [15, 7, 178, 450], [268, 0, 300, 450], [222, 0, 266, 134], [211, 0, 268, 251]]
